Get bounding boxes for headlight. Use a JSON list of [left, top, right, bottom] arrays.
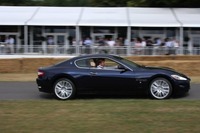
[[171, 75, 187, 80]]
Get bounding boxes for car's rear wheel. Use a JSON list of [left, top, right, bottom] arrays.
[[53, 78, 76, 100], [149, 78, 172, 100]]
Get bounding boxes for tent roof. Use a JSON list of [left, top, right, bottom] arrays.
[[0, 6, 37, 25], [128, 8, 180, 27], [173, 8, 200, 27], [78, 7, 128, 26], [27, 7, 82, 26], [0, 6, 200, 27]]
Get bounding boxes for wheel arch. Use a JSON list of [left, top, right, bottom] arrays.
[[148, 74, 175, 93], [50, 73, 77, 92]]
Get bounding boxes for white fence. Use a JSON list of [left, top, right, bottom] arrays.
[[0, 44, 200, 56]]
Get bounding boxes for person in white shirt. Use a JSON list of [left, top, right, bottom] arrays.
[[107, 38, 115, 54], [5, 36, 15, 54], [83, 37, 93, 54]]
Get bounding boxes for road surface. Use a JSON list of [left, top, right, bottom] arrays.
[[0, 82, 199, 100]]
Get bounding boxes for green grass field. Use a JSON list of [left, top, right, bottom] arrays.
[[0, 100, 200, 133], [0, 73, 200, 133]]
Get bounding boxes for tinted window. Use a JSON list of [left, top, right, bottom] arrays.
[[76, 58, 96, 68], [76, 59, 90, 67], [113, 56, 141, 68], [92, 57, 121, 70]]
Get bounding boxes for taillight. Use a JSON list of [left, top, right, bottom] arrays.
[[38, 70, 45, 77]]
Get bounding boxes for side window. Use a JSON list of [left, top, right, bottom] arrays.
[[105, 58, 118, 68], [93, 58, 121, 70], [76, 59, 90, 68], [75, 58, 96, 68]]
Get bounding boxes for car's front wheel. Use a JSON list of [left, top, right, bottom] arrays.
[[149, 78, 172, 100], [53, 78, 76, 100]]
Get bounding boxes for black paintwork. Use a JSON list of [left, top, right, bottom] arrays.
[[36, 54, 190, 97]]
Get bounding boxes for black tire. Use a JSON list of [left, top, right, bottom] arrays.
[[149, 78, 172, 100], [53, 78, 76, 100]]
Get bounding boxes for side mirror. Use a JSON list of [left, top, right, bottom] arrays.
[[118, 65, 128, 71]]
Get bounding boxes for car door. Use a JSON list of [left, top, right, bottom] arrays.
[[88, 58, 138, 92], [89, 68, 138, 92]]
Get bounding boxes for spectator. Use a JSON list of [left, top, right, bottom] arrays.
[[115, 37, 124, 54], [154, 37, 162, 55], [97, 37, 106, 46], [107, 38, 115, 54], [83, 37, 92, 54], [47, 36, 55, 54], [165, 38, 174, 55], [146, 38, 153, 55], [154, 37, 162, 46], [171, 38, 179, 55], [134, 37, 142, 55], [5, 36, 15, 54], [67, 36, 75, 54]]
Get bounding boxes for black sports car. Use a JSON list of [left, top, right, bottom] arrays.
[[36, 54, 190, 100]]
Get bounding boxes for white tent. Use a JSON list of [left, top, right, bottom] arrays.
[[27, 7, 82, 26], [1, 6, 200, 54], [78, 7, 128, 26], [128, 8, 181, 27], [1, 6, 200, 28], [173, 8, 200, 27], [0, 6, 37, 25]]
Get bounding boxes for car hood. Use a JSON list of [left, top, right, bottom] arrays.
[[142, 66, 190, 79], [144, 66, 175, 72]]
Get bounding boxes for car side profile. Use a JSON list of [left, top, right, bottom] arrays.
[[36, 54, 190, 100]]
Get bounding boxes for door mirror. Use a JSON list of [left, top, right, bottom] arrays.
[[118, 65, 128, 71]]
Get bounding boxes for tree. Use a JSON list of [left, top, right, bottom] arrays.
[[89, 0, 128, 7], [35, 0, 91, 6], [0, 0, 29, 5], [143, 0, 200, 7], [1, 0, 200, 7], [89, 0, 200, 7]]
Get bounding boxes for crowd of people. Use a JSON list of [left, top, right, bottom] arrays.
[[0, 35, 180, 55], [80, 36, 180, 55]]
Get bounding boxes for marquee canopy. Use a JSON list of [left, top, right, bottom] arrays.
[[78, 7, 128, 26], [0, 6, 37, 25], [27, 7, 82, 26], [173, 8, 200, 27], [0, 6, 200, 27], [128, 8, 181, 27]]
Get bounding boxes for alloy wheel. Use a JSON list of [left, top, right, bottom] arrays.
[[150, 78, 172, 99]]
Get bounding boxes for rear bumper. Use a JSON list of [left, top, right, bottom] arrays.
[[36, 78, 52, 93]]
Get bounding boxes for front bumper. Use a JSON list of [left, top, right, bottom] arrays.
[[173, 79, 190, 95]]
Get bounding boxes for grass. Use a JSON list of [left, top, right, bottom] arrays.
[[0, 49, 198, 133], [0, 73, 200, 133], [0, 100, 200, 133]]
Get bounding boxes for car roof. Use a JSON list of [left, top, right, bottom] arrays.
[[72, 54, 120, 60], [54, 54, 122, 67]]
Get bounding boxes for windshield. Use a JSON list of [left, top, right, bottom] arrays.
[[113, 56, 142, 68]]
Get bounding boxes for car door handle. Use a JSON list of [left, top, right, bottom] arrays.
[[90, 72, 97, 76]]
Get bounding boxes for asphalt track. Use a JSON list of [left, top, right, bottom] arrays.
[[0, 82, 200, 100]]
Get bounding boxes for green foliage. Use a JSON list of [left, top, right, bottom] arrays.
[[0, 0, 200, 7], [0, 0, 29, 5], [127, 0, 148, 7], [89, 0, 128, 7], [34, 0, 91, 7]]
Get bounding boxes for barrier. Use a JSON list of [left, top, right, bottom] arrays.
[[0, 55, 199, 76]]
